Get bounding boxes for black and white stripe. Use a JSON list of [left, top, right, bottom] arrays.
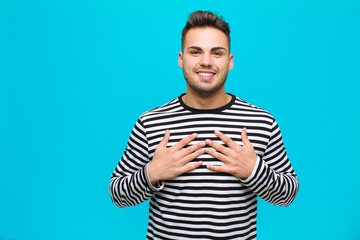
[[110, 94, 299, 239]]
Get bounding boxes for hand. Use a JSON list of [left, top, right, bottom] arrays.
[[148, 130, 205, 185], [205, 128, 257, 179]]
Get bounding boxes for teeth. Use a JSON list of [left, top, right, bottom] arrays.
[[198, 72, 214, 76]]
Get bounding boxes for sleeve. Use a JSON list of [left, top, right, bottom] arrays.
[[240, 119, 299, 206], [109, 117, 164, 208]]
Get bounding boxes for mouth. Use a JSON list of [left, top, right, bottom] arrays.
[[196, 70, 216, 80]]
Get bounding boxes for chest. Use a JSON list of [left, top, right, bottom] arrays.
[[146, 116, 272, 159]]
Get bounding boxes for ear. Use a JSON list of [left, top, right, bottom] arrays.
[[178, 52, 183, 68], [228, 53, 234, 71]]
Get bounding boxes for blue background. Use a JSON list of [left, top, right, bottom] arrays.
[[1, 0, 359, 239]]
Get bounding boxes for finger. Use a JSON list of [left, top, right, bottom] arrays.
[[180, 148, 206, 164], [172, 133, 198, 151], [179, 160, 203, 174], [206, 164, 229, 174], [205, 139, 230, 155], [179, 141, 206, 158], [241, 128, 251, 146], [205, 148, 229, 163], [214, 130, 238, 149], [158, 129, 170, 148]]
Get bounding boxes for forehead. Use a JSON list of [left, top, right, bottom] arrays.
[[184, 27, 229, 50]]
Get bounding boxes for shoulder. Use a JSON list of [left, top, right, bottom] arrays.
[[138, 96, 184, 122], [231, 94, 274, 119]]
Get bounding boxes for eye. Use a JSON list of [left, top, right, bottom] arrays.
[[213, 51, 223, 56], [190, 50, 200, 55]]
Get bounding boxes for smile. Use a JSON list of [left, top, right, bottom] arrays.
[[198, 72, 215, 76], [196, 70, 216, 77]]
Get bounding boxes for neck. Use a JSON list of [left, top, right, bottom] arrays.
[[182, 87, 231, 110]]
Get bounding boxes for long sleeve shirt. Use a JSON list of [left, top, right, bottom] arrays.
[[110, 94, 299, 239]]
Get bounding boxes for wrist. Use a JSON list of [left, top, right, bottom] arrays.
[[145, 164, 165, 192], [241, 155, 260, 182], [147, 162, 160, 185]]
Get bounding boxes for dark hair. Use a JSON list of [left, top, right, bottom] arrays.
[[181, 10, 230, 51]]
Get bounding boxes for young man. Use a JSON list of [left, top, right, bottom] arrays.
[[110, 11, 299, 239]]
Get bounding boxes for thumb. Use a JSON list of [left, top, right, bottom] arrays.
[[241, 128, 251, 146], [159, 129, 170, 148]]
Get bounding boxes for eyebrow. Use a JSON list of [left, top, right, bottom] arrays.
[[187, 46, 228, 52]]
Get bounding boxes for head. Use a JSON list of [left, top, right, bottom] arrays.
[[181, 11, 231, 52], [179, 11, 233, 97]]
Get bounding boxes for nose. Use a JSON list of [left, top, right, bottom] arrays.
[[199, 53, 212, 67]]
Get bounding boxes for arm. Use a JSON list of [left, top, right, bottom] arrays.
[[109, 118, 159, 208], [109, 118, 206, 208], [241, 120, 299, 206], [205, 121, 299, 207]]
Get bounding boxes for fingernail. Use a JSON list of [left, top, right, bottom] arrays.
[[192, 133, 197, 137]]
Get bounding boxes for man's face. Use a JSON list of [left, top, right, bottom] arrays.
[[178, 27, 233, 97]]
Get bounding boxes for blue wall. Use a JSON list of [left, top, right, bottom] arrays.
[[1, 0, 359, 239]]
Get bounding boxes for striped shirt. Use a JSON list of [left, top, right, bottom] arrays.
[[110, 94, 299, 239]]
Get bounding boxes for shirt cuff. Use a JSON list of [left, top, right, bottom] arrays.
[[145, 164, 164, 192], [240, 155, 260, 183]]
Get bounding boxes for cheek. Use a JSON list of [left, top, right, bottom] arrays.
[[183, 60, 197, 72], [215, 61, 229, 71]]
